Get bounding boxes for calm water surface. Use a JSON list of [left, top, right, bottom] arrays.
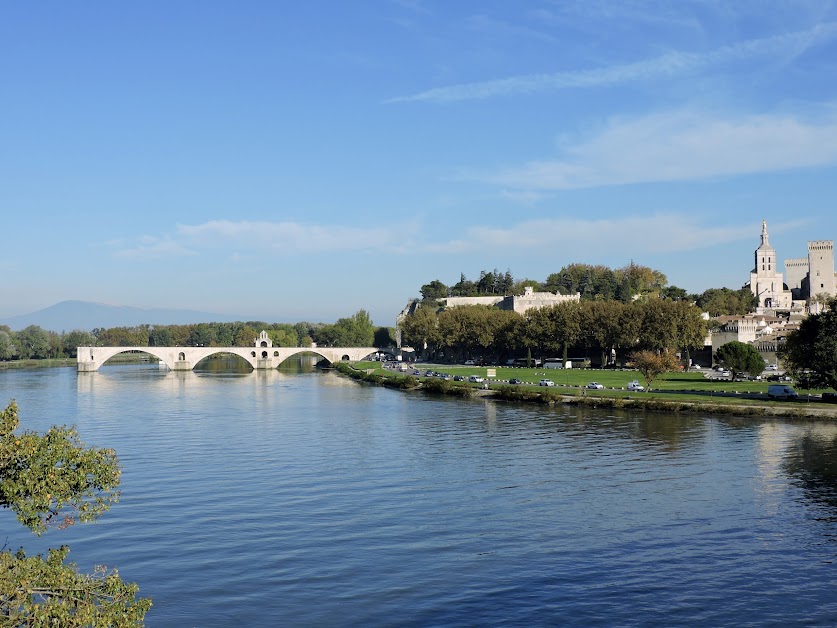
[[2, 364, 837, 626]]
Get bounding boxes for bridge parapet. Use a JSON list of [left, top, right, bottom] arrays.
[[77, 346, 379, 372]]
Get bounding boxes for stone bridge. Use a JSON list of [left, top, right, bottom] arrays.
[[77, 345, 380, 372]]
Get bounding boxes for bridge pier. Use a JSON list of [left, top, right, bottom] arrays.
[[76, 341, 379, 372]]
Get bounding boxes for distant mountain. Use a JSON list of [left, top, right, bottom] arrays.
[[0, 301, 244, 332]]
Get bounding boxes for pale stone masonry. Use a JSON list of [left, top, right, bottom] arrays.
[[442, 286, 581, 314], [749, 220, 793, 311]]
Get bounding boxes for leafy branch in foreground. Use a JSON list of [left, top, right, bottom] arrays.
[[1, 546, 151, 626], [1, 400, 150, 625]]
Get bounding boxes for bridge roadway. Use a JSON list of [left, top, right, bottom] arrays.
[[77, 345, 380, 372]]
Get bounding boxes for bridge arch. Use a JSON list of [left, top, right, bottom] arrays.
[[77, 345, 379, 372]]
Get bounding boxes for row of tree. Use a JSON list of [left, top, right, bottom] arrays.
[[399, 298, 708, 367], [419, 264, 758, 315], [0, 311, 394, 361]]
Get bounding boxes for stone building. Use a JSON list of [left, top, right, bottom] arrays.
[[395, 287, 581, 348], [441, 286, 581, 314], [782, 235, 837, 302], [749, 220, 793, 311]]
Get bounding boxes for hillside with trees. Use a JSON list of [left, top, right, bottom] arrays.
[[400, 299, 707, 368]]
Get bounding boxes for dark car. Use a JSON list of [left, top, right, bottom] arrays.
[[509, 378, 522, 384], [822, 392, 837, 403], [453, 375, 465, 381]]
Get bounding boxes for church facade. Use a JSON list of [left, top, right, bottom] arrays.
[[748, 220, 837, 314]]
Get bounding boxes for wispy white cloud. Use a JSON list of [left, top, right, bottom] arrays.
[[387, 21, 837, 103], [426, 215, 798, 257], [478, 110, 837, 190], [177, 219, 413, 254], [115, 219, 419, 260]]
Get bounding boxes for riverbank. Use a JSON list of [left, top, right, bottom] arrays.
[[0, 358, 76, 369], [335, 363, 837, 420]]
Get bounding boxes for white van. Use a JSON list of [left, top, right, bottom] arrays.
[[768, 384, 798, 400]]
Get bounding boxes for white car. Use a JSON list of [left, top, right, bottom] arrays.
[[468, 375, 484, 383], [539, 379, 555, 387], [627, 381, 645, 392], [586, 382, 605, 390]]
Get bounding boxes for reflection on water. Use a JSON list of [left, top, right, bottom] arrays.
[[5, 365, 837, 625], [192, 353, 321, 374], [783, 424, 837, 515]]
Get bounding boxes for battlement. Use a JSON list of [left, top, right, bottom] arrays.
[[808, 241, 834, 252]]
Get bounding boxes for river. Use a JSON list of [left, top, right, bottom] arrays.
[[2, 362, 837, 626]]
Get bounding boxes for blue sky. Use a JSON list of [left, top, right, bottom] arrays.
[[3, 1, 837, 326]]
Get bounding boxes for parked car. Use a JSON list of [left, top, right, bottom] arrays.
[[627, 381, 645, 392], [412, 370, 421, 376], [768, 384, 798, 400], [468, 375, 484, 383], [821, 392, 837, 403], [453, 375, 465, 381], [586, 382, 604, 390], [509, 378, 523, 385], [464, 359, 476, 366], [539, 379, 555, 387], [766, 363, 778, 371]]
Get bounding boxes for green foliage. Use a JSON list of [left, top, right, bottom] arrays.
[[95, 326, 150, 348], [16, 326, 51, 359], [420, 279, 449, 300], [313, 310, 376, 347], [62, 330, 97, 358], [1, 401, 121, 535], [373, 326, 396, 348], [401, 294, 707, 366], [780, 299, 837, 390], [0, 330, 17, 360], [1, 546, 151, 625], [0, 401, 149, 623], [715, 341, 766, 380], [630, 350, 680, 390], [696, 287, 758, 317]]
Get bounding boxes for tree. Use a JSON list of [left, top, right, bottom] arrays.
[[399, 306, 440, 358], [335, 310, 375, 346], [696, 287, 758, 316], [16, 325, 51, 359], [96, 326, 149, 347], [148, 326, 174, 347], [630, 349, 679, 390], [268, 328, 298, 347], [63, 330, 97, 358], [780, 298, 837, 390], [233, 325, 259, 347], [661, 285, 691, 301], [373, 326, 396, 348], [0, 401, 150, 622], [420, 279, 448, 301], [0, 330, 16, 360], [715, 341, 766, 381]]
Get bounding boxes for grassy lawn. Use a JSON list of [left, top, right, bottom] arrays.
[[352, 361, 834, 402]]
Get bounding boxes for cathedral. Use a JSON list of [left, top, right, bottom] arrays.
[[748, 220, 837, 313]]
